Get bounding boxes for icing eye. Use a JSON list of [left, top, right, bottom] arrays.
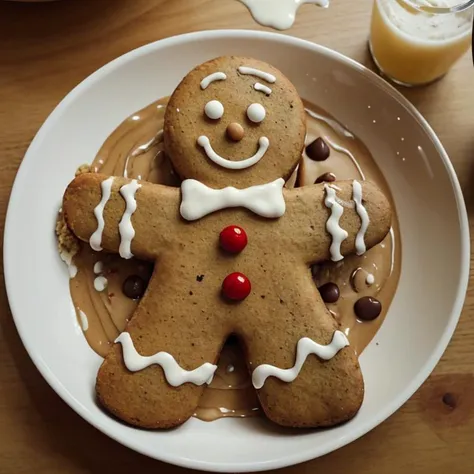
[[247, 103, 266, 123], [204, 100, 224, 120]]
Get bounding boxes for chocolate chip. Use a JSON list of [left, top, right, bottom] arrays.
[[318, 282, 340, 303], [315, 172, 336, 184], [196, 274, 204, 282], [354, 296, 382, 321], [122, 275, 146, 300], [442, 392, 457, 409], [306, 137, 330, 161]]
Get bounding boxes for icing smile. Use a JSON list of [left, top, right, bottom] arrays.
[[197, 135, 269, 170]]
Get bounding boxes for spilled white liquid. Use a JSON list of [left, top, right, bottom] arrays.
[[239, 0, 329, 30]]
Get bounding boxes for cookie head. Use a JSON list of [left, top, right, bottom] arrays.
[[164, 56, 306, 188]]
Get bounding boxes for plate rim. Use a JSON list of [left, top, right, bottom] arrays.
[[3, 29, 470, 472]]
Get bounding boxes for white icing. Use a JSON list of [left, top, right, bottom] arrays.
[[90, 177, 114, 251], [247, 103, 266, 123], [254, 82, 272, 95], [94, 275, 108, 292], [115, 332, 217, 386], [238, 66, 276, 83], [180, 178, 286, 221], [324, 184, 348, 262], [68, 264, 77, 279], [93, 261, 103, 274], [252, 330, 349, 389], [239, 0, 329, 31], [204, 100, 224, 120], [78, 310, 89, 331], [366, 273, 375, 285], [59, 249, 77, 279], [124, 132, 162, 178], [304, 108, 354, 138], [197, 135, 269, 170], [325, 137, 365, 179], [119, 180, 141, 259], [352, 180, 369, 256], [200, 72, 227, 89]]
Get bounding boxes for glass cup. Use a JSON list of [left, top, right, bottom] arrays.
[[369, 0, 474, 86]]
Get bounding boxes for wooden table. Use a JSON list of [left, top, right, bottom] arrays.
[[0, 0, 473, 472]]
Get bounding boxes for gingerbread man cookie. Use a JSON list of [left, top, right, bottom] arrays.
[[62, 56, 392, 429]]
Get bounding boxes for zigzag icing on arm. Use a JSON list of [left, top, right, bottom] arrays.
[[352, 180, 369, 256], [118, 179, 141, 259], [89, 177, 114, 251], [324, 184, 349, 262]]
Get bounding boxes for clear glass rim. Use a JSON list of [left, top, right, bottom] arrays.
[[400, 0, 474, 13]]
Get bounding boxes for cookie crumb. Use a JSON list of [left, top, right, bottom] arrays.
[[56, 208, 80, 266], [56, 163, 91, 268], [75, 163, 92, 176]]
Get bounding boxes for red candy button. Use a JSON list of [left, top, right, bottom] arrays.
[[222, 272, 251, 301], [219, 225, 248, 253]]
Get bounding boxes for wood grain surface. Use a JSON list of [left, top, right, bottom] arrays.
[[1, 0, 473, 472]]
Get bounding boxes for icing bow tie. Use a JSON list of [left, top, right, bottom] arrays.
[[180, 178, 286, 221]]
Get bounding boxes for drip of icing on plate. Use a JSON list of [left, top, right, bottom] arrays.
[[239, 0, 329, 30], [94, 275, 108, 292], [78, 310, 89, 331], [60, 249, 77, 278]]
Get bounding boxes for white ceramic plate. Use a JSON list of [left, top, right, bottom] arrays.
[[4, 30, 469, 472]]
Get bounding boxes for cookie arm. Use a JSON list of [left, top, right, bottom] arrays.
[[283, 180, 392, 265], [62, 173, 180, 260]]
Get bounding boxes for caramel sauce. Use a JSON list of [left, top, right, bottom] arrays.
[[63, 96, 401, 421]]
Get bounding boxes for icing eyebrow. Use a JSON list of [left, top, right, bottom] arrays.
[[254, 82, 272, 95], [238, 66, 276, 84], [200, 72, 227, 90]]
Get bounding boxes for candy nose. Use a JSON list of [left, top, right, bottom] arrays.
[[226, 122, 244, 142]]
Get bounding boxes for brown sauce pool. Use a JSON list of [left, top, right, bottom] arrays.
[[58, 97, 401, 422]]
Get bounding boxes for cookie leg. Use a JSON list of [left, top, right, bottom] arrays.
[[251, 343, 363, 428], [240, 273, 364, 428], [96, 258, 227, 429]]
